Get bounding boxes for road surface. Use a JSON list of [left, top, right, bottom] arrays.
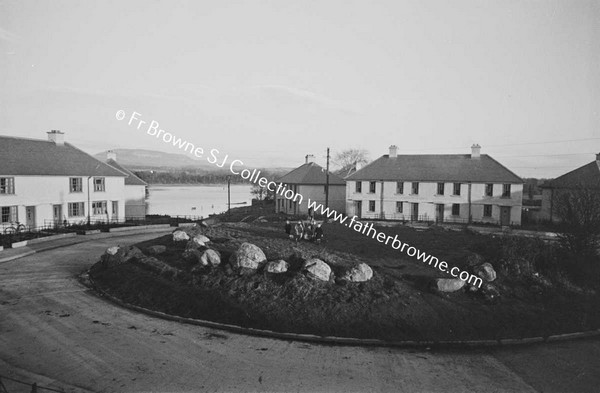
[[1, 233, 599, 392]]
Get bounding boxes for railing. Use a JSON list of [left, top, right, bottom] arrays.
[[0, 374, 66, 392]]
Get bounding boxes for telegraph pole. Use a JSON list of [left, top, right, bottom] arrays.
[[227, 175, 231, 215], [325, 147, 330, 210]]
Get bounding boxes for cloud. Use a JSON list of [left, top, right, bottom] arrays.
[[0, 26, 20, 43]]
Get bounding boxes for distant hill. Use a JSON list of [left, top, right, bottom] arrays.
[[94, 149, 213, 170]]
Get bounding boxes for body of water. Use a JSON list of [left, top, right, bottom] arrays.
[[146, 184, 253, 217]]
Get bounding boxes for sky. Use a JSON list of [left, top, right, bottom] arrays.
[[1, 0, 599, 178]]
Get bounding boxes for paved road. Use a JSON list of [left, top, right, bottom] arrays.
[[1, 233, 599, 392]]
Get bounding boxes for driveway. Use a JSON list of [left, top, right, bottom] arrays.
[[1, 233, 599, 392]]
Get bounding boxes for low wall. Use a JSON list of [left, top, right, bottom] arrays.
[[11, 232, 77, 248], [108, 224, 171, 233]]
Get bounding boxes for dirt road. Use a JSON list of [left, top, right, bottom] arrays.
[[1, 233, 599, 392]]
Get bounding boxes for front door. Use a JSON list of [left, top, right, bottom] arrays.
[[53, 204, 62, 226], [436, 204, 444, 223], [26, 206, 36, 228], [354, 201, 362, 219], [500, 206, 511, 226], [112, 201, 119, 222], [412, 203, 419, 221]]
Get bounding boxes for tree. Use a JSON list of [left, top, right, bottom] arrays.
[[555, 183, 600, 257], [332, 148, 370, 169], [250, 184, 274, 201]]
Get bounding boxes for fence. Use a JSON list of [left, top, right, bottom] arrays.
[[0, 374, 66, 393]]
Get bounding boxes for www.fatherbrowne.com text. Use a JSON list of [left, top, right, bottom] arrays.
[[117, 110, 483, 288]]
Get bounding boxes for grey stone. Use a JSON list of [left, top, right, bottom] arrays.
[[192, 235, 210, 247], [199, 249, 221, 267], [475, 262, 497, 282], [172, 230, 190, 242], [106, 246, 120, 255], [266, 260, 289, 274], [146, 245, 167, 255], [303, 258, 332, 282], [229, 243, 267, 270], [435, 278, 466, 292], [342, 263, 373, 282]]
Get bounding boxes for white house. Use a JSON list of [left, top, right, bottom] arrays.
[[275, 155, 346, 216], [105, 150, 148, 219], [0, 131, 128, 231], [345, 145, 524, 226]]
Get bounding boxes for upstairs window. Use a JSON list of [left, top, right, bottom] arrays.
[[396, 181, 404, 194], [0, 177, 15, 194], [411, 182, 419, 195], [94, 177, 105, 192], [369, 181, 376, 193], [485, 183, 493, 197], [437, 182, 445, 195], [502, 184, 511, 198], [70, 177, 83, 193], [453, 183, 461, 196], [355, 181, 362, 193]]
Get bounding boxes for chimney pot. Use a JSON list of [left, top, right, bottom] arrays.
[[305, 154, 315, 164], [471, 144, 481, 159], [389, 145, 398, 158], [47, 130, 65, 145], [107, 150, 117, 161]]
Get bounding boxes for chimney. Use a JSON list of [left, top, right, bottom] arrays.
[[47, 130, 65, 146], [389, 145, 398, 158], [107, 150, 117, 161], [305, 154, 315, 164], [471, 144, 481, 159]]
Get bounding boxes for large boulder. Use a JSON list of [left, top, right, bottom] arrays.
[[342, 263, 373, 282], [434, 278, 466, 293], [229, 243, 267, 270], [106, 246, 120, 256], [303, 259, 332, 282], [172, 230, 190, 242], [266, 260, 289, 274], [192, 234, 210, 247], [146, 245, 167, 255], [100, 246, 144, 269], [474, 263, 497, 282], [199, 249, 221, 267]]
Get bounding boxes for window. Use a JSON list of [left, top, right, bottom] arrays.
[[70, 177, 83, 193], [437, 182, 445, 195], [483, 204, 492, 217], [369, 181, 376, 193], [0, 178, 15, 194], [68, 202, 85, 217], [396, 201, 403, 213], [355, 181, 362, 193], [94, 177, 105, 192], [411, 182, 419, 195], [453, 183, 461, 196], [452, 203, 460, 216], [396, 181, 404, 194], [92, 201, 107, 215], [368, 200, 376, 212], [1, 206, 17, 223], [502, 184, 511, 198], [485, 183, 493, 197]]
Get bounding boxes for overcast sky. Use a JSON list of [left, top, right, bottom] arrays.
[[1, 0, 598, 177]]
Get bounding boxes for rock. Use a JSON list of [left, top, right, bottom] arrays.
[[434, 278, 466, 293], [475, 262, 497, 282], [146, 245, 167, 255], [172, 230, 190, 242], [106, 246, 120, 255], [266, 260, 289, 274], [229, 243, 267, 270], [199, 249, 221, 267], [342, 263, 373, 282], [303, 258, 332, 281], [192, 235, 210, 247]]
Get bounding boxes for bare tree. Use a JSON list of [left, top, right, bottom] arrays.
[[332, 149, 370, 170], [555, 183, 600, 256], [250, 184, 274, 201]]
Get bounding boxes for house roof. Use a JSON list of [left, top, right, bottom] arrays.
[[0, 135, 127, 177], [277, 162, 346, 185], [106, 159, 148, 186], [541, 160, 600, 189], [346, 154, 523, 183]]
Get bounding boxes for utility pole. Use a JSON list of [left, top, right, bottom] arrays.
[[325, 147, 330, 211], [227, 176, 231, 215]]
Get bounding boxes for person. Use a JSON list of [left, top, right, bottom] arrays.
[[293, 220, 304, 243], [285, 220, 292, 238], [314, 223, 324, 244], [304, 221, 313, 240]]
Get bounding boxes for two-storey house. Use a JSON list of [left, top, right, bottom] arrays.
[[0, 131, 128, 231], [345, 145, 523, 226], [105, 150, 148, 219]]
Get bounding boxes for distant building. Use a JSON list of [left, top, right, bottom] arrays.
[[275, 155, 346, 216], [105, 150, 148, 219], [0, 131, 128, 230], [539, 153, 600, 222], [345, 145, 524, 226]]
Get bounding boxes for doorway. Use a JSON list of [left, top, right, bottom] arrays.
[[52, 204, 62, 226], [354, 201, 362, 219], [500, 206, 511, 226], [26, 206, 36, 228], [435, 204, 444, 223]]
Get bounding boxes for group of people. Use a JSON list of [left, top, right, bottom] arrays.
[[285, 219, 324, 244]]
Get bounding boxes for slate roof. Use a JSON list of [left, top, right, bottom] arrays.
[[541, 160, 600, 189], [277, 162, 346, 185], [106, 159, 148, 186], [346, 154, 523, 183], [0, 135, 127, 177]]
